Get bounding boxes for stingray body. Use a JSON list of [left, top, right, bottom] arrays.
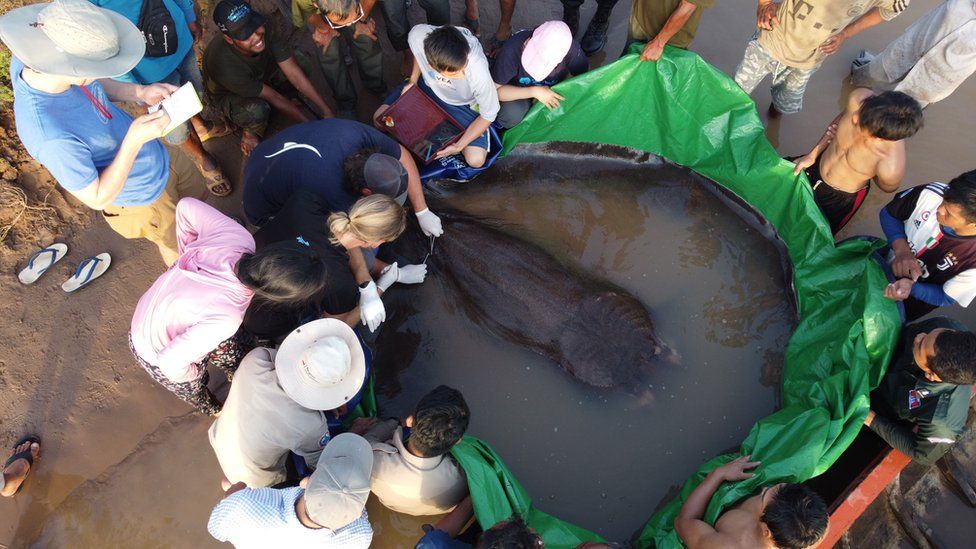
[[397, 209, 669, 394]]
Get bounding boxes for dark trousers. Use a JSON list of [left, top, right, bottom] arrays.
[[316, 25, 386, 110], [561, 0, 620, 8], [496, 98, 532, 129], [379, 0, 451, 51]]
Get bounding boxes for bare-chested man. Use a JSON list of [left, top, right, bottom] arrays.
[[792, 88, 923, 234], [674, 456, 829, 549]]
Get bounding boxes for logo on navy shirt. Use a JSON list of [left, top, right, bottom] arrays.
[[296, 236, 310, 247]]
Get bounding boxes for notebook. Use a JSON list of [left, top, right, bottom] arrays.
[[148, 82, 203, 136], [379, 85, 464, 164]]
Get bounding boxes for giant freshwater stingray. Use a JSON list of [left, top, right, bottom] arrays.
[[392, 208, 674, 396]]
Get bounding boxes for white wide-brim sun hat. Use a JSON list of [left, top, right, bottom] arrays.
[[275, 318, 367, 411], [0, 0, 145, 79]]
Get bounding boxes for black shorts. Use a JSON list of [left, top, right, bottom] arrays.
[[789, 154, 870, 234]]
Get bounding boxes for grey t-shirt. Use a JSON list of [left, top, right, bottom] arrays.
[[208, 348, 331, 487], [407, 24, 500, 122]]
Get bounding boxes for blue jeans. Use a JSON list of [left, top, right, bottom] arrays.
[[159, 50, 204, 146]]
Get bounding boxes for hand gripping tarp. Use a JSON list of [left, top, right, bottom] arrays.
[[444, 44, 903, 547]]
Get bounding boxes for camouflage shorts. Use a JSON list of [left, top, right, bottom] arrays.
[[208, 52, 319, 136], [733, 38, 819, 115]]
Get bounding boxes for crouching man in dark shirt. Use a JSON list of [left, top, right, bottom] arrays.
[[865, 316, 976, 465]]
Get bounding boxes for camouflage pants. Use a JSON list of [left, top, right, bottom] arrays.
[[733, 38, 819, 115], [210, 52, 318, 137], [130, 332, 253, 416]]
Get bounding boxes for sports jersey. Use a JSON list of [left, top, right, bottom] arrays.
[[885, 182, 976, 317]]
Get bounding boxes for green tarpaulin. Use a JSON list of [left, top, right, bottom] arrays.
[[441, 44, 902, 547]]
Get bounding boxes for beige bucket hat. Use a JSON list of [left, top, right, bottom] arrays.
[[305, 433, 373, 529], [0, 0, 145, 79], [275, 319, 367, 411]]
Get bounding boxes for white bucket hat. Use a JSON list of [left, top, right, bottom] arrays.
[[0, 0, 145, 79], [275, 319, 366, 411]]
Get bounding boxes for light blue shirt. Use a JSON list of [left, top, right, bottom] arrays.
[[10, 57, 169, 207], [208, 487, 373, 548], [90, 0, 196, 84]]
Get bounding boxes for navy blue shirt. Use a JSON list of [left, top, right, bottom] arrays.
[[490, 29, 588, 87], [242, 119, 402, 224]]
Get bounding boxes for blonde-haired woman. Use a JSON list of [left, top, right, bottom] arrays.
[[332, 194, 427, 333], [241, 191, 426, 344], [328, 194, 408, 248]]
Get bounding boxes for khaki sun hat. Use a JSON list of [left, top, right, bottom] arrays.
[[275, 318, 367, 411], [0, 0, 145, 79], [304, 432, 373, 529]]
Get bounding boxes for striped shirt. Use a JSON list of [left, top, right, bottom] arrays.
[[207, 487, 372, 548]]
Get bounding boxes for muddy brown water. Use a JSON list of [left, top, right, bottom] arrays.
[[370, 143, 796, 543]]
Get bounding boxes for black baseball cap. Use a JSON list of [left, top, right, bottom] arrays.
[[213, 0, 266, 41], [363, 154, 408, 198]]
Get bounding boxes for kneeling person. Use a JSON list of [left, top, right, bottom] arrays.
[[374, 25, 499, 168], [491, 20, 588, 128], [364, 385, 470, 515], [242, 118, 441, 237], [208, 433, 374, 547], [204, 0, 333, 156], [792, 89, 922, 234], [209, 319, 370, 487], [865, 316, 976, 466], [675, 456, 828, 549], [880, 171, 976, 320]]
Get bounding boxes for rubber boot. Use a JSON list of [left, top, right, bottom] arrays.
[[563, 4, 580, 38], [581, 4, 614, 56]]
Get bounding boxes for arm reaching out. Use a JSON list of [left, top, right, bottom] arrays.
[[675, 456, 760, 548], [641, 0, 698, 62]]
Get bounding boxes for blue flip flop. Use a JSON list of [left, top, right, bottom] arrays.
[[18, 243, 68, 285], [61, 253, 112, 293]]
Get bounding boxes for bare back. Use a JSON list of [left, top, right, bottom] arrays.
[[705, 492, 769, 549], [819, 90, 906, 194]]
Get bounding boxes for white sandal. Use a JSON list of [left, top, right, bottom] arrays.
[[62, 253, 112, 293], [18, 244, 68, 285]]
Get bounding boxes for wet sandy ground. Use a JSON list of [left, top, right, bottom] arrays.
[[1, 0, 975, 547]]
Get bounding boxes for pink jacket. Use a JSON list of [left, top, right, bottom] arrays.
[[130, 198, 255, 382]]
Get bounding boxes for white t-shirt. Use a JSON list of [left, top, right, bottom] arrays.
[[408, 24, 500, 122]]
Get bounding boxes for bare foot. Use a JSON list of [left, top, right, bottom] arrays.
[[1, 440, 40, 497], [241, 131, 260, 157]]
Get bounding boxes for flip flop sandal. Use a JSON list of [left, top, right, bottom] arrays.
[[18, 243, 68, 285], [4, 435, 40, 496], [197, 121, 233, 143], [62, 253, 111, 293], [202, 166, 233, 197], [463, 16, 480, 37]]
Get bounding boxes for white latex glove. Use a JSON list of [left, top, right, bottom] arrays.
[[416, 208, 444, 237], [377, 262, 400, 292], [358, 281, 386, 332], [397, 263, 427, 284]]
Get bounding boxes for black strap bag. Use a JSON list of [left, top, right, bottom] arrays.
[[138, 0, 179, 58]]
